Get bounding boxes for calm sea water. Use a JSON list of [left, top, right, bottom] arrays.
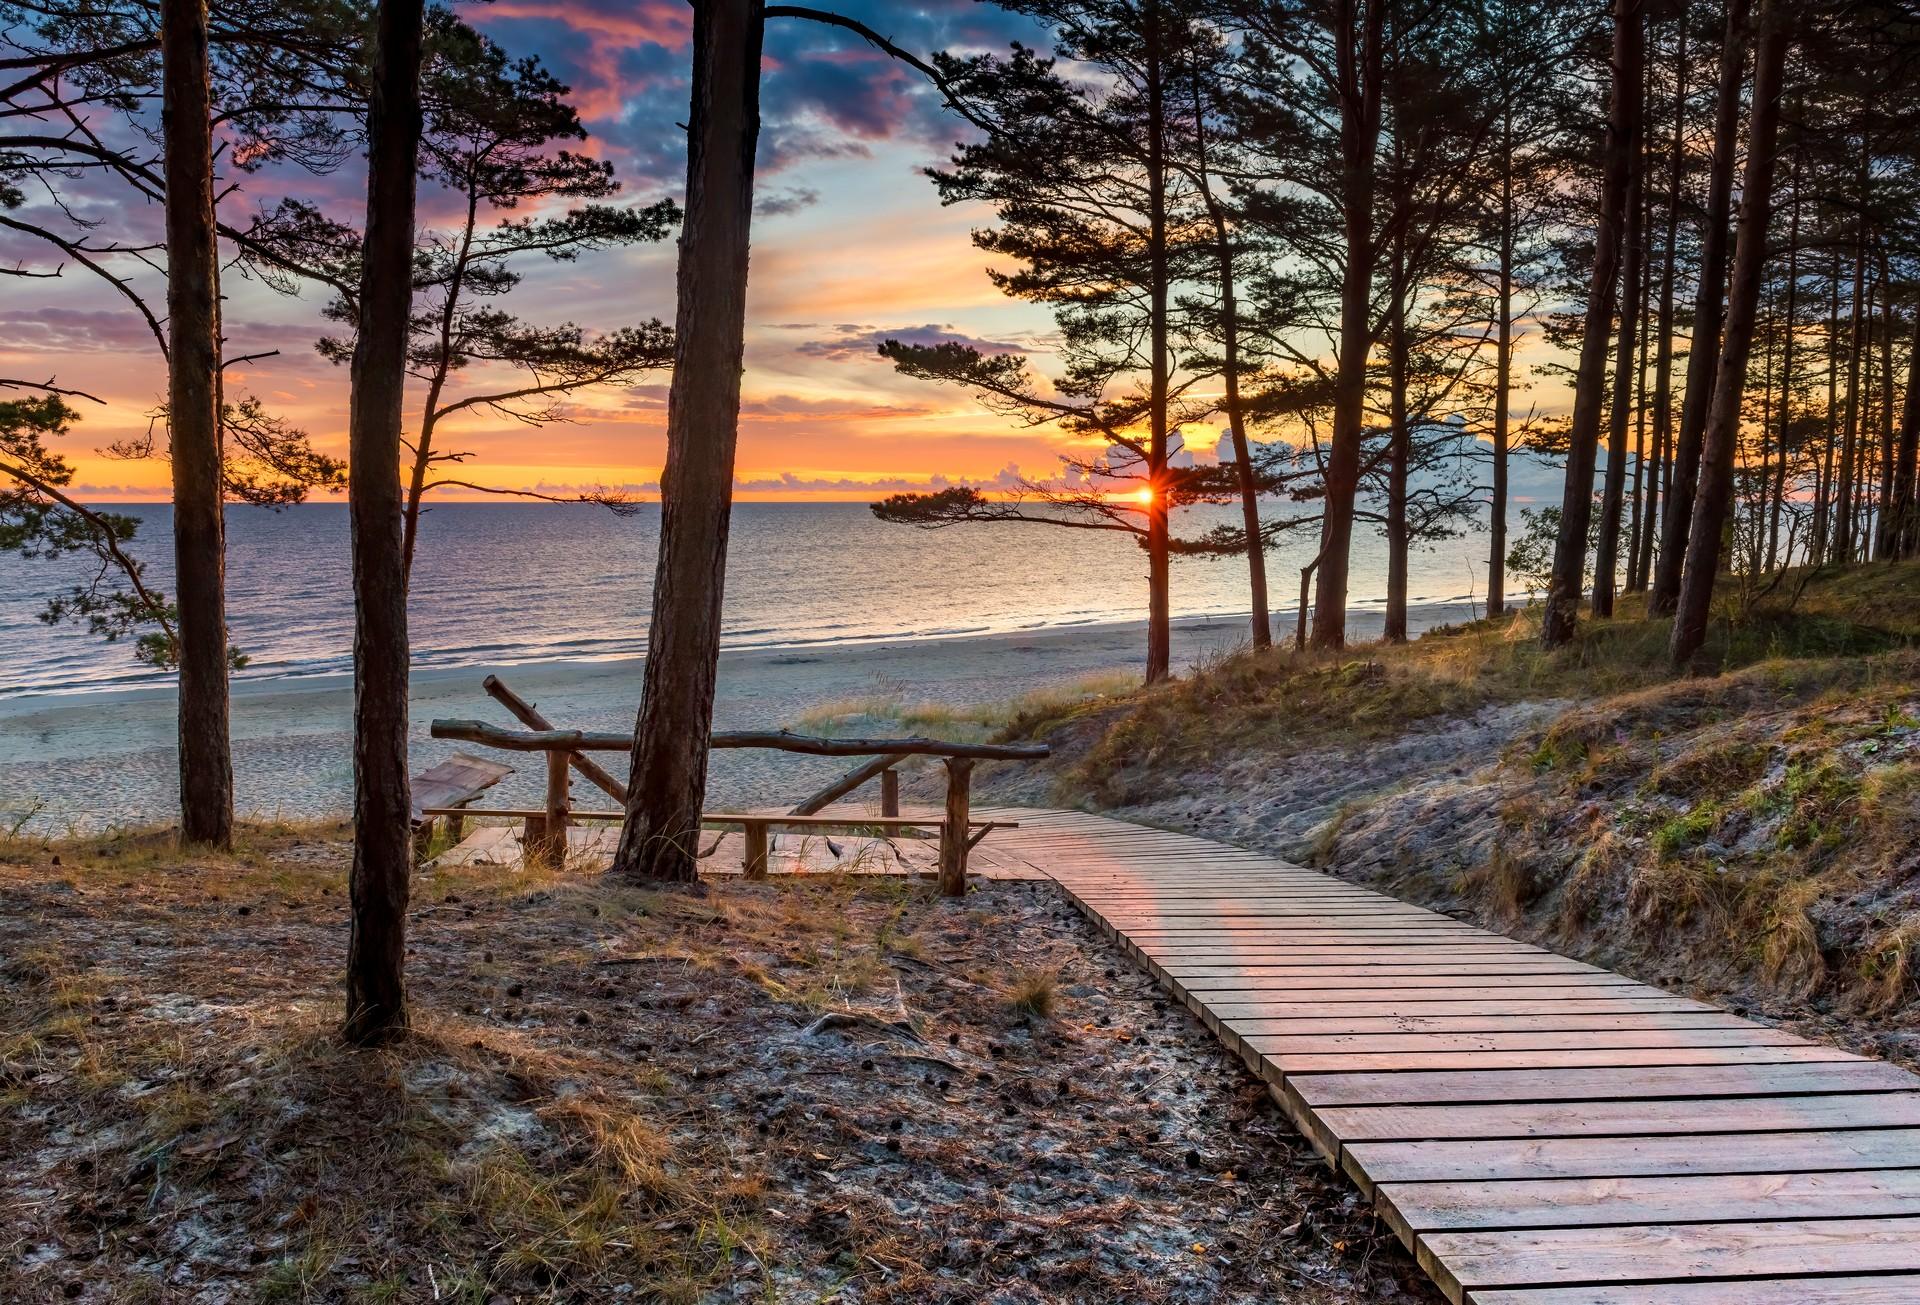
[[0, 500, 1500, 697]]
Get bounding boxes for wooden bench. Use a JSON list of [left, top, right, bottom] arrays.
[[417, 807, 1018, 879], [409, 753, 513, 861]]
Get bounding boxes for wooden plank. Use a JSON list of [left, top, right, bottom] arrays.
[[1468, 1275, 1920, 1304], [410, 752, 513, 820], [1114, 917, 1478, 930], [1207, 998, 1715, 1019], [1320, 1093, 1920, 1143], [1142, 942, 1547, 956], [1289, 1061, 1916, 1107], [1347, 1129, 1920, 1184], [1422, 1216, 1920, 1297], [1163, 960, 1613, 978], [1249, 1028, 1814, 1054], [1271, 1045, 1862, 1074], [1180, 979, 1647, 1001], [1091, 898, 1444, 912], [1380, 1168, 1920, 1233], [1222, 1013, 1762, 1037], [1196, 985, 1674, 1010], [1176, 974, 1641, 994]]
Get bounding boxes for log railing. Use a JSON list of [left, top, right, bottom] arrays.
[[427, 705, 1047, 896]]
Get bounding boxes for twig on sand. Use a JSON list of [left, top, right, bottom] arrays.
[[800, 1010, 924, 1043]]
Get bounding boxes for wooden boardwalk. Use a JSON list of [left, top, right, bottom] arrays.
[[984, 806, 1920, 1304]]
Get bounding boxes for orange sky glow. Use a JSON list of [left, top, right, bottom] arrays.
[[2, 1, 1572, 507]]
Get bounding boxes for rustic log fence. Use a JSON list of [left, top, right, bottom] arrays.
[[425, 697, 1047, 896]]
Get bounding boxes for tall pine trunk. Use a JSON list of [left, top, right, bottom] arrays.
[[1893, 309, 1920, 558], [1626, 243, 1653, 590], [161, 0, 232, 848], [1215, 233, 1268, 647], [1385, 227, 1410, 643], [1488, 105, 1515, 618], [1637, 7, 1686, 593], [1671, 0, 1791, 666], [1833, 138, 1868, 563], [613, 0, 764, 882], [1192, 74, 1268, 648], [1769, 161, 1800, 572], [1812, 257, 1841, 562], [343, 0, 427, 1046], [1143, 1, 1172, 683], [1651, 0, 1750, 615], [1594, 52, 1648, 619], [1310, 0, 1384, 651], [1874, 252, 1899, 559], [1542, 0, 1640, 648]]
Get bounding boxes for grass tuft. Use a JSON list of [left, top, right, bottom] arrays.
[[1003, 967, 1060, 1018]]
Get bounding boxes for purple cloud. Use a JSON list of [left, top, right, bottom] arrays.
[[793, 323, 1029, 364]]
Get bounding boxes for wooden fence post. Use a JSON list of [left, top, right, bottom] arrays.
[[938, 758, 974, 897], [524, 747, 570, 867], [742, 821, 769, 880], [881, 767, 900, 818]]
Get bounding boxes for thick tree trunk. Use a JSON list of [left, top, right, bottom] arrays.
[[1311, 0, 1384, 651], [342, 0, 426, 1046], [1670, 0, 1790, 667], [1650, 0, 1750, 616], [1594, 54, 1648, 619], [612, 0, 763, 882], [161, 0, 232, 848], [1542, 0, 1640, 648]]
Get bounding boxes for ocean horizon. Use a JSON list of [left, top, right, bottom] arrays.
[[0, 497, 1522, 700]]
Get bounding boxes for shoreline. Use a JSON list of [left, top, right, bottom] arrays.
[[0, 598, 1487, 833]]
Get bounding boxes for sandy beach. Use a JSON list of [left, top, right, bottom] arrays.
[[0, 600, 1482, 834]]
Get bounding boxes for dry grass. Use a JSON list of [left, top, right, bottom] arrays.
[[1060, 564, 1920, 807], [794, 668, 1138, 745], [1002, 966, 1060, 1018], [1863, 916, 1920, 1014]]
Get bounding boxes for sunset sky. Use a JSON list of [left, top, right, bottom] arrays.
[[3, 0, 1126, 502], [3, 0, 1569, 504]]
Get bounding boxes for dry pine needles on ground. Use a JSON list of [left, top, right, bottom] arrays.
[[0, 826, 1431, 1304]]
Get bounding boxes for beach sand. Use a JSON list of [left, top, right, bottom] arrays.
[[0, 601, 1481, 834]]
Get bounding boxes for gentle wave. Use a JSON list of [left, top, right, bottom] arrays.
[[1, 500, 1498, 698]]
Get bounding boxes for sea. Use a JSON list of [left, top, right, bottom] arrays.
[[0, 499, 1506, 699]]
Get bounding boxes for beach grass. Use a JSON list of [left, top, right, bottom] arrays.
[[791, 667, 1138, 744], [1064, 562, 1920, 805]]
